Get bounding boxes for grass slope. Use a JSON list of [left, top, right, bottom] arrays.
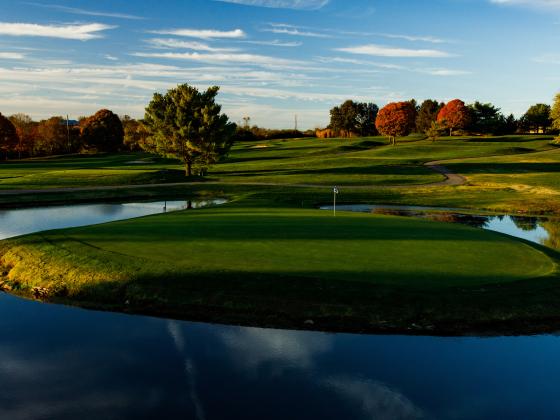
[[1, 203, 558, 334]]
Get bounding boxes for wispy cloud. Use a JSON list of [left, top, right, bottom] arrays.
[[380, 33, 448, 44], [146, 38, 239, 52], [132, 51, 296, 67], [262, 23, 331, 38], [315, 56, 469, 76], [242, 39, 303, 47], [337, 44, 453, 58], [23, 3, 145, 19], [417, 68, 471, 76], [149, 28, 246, 39], [213, 0, 329, 10], [490, 0, 560, 9], [0, 52, 26, 59], [0, 22, 115, 40]]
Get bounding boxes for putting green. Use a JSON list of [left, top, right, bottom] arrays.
[[2, 206, 554, 290]]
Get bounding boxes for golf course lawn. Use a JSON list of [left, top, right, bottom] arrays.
[[1, 203, 559, 334], [0, 135, 555, 190]]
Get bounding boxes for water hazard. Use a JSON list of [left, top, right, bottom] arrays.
[[321, 204, 559, 250], [1, 201, 560, 418]]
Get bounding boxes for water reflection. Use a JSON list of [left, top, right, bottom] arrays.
[[321, 204, 560, 250], [0, 199, 227, 240], [2, 293, 560, 419]]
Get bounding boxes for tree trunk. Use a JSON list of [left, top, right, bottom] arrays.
[[449, 128, 452, 136], [185, 162, 192, 177]]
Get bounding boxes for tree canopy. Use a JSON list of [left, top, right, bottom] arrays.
[[122, 115, 150, 151], [81, 109, 124, 152], [0, 112, 18, 160], [375, 102, 416, 145], [329, 100, 378, 137], [437, 99, 470, 136], [521, 104, 551, 133], [36, 117, 68, 155], [551, 93, 560, 133], [143, 84, 236, 176], [416, 100, 443, 134]]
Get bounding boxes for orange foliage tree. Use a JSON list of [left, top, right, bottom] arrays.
[[375, 102, 416, 145], [81, 109, 124, 153], [437, 99, 470, 136]]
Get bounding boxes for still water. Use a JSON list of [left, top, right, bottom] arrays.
[[321, 204, 559, 250], [0, 199, 227, 240], [2, 293, 560, 419], [1, 201, 560, 419]]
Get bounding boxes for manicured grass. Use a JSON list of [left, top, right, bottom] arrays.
[[0, 153, 186, 190], [0, 135, 554, 190], [1, 202, 558, 334]]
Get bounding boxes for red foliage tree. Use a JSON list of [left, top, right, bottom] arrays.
[[0, 112, 19, 160], [81, 109, 124, 153], [375, 102, 416, 145], [437, 99, 470, 136]]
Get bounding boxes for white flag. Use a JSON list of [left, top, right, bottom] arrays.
[[333, 187, 339, 194]]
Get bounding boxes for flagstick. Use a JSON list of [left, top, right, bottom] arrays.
[[333, 187, 337, 217]]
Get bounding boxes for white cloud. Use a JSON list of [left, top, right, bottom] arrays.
[[214, 0, 329, 10], [337, 44, 453, 58], [146, 38, 238, 52], [380, 33, 447, 44], [490, 0, 560, 9], [263, 23, 330, 38], [242, 39, 303, 47], [418, 68, 471, 76], [0, 52, 26, 59], [149, 28, 245, 39], [132, 51, 297, 67], [23, 3, 145, 19], [104, 55, 118, 61], [0, 22, 115, 40]]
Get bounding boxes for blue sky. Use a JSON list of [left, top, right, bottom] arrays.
[[0, 0, 559, 128]]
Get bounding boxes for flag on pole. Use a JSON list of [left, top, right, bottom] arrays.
[[333, 186, 339, 194]]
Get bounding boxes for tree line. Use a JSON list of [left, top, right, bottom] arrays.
[[2, 84, 560, 176], [0, 109, 125, 160], [323, 95, 560, 144], [0, 84, 237, 177]]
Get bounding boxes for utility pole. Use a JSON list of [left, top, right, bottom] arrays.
[[294, 114, 298, 131], [66, 114, 70, 152]]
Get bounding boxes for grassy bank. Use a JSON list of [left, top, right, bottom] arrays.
[[1, 201, 559, 335]]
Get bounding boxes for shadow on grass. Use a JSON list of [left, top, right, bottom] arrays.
[[213, 164, 434, 178], [53, 265, 560, 336], [465, 135, 555, 143], [445, 162, 560, 175]]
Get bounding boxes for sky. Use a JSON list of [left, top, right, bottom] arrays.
[[0, 0, 559, 129]]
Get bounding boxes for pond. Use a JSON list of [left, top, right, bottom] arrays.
[[1, 201, 560, 419], [2, 293, 560, 419], [320, 204, 559, 250], [0, 199, 227, 240]]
